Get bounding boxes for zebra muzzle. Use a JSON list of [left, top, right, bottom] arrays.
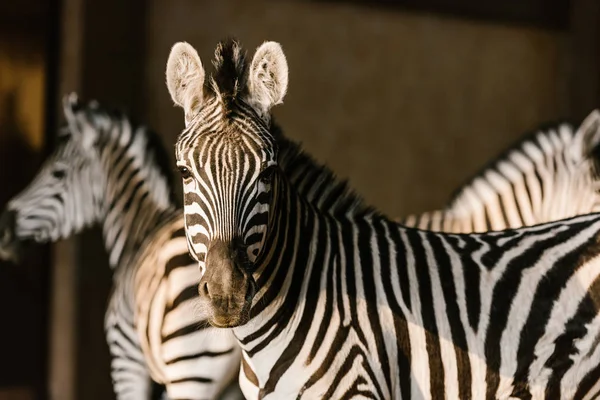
[[200, 239, 256, 327], [0, 209, 22, 263]]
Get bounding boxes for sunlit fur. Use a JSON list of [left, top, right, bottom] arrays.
[[402, 113, 600, 232], [0, 94, 243, 400], [173, 39, 600, 399]]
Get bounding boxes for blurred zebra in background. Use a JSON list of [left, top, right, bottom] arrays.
[[0, 94, 243, 400], [402, 110, 600, 232]]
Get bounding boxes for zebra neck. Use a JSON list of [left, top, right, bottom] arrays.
[[99, 128, 176, 268], [233, 175, 332, 380]]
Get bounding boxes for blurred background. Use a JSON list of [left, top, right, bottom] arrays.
[[0, 0, 598, 398]]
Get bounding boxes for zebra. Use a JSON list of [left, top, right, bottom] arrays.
[[167, 38, 600, 399], [0, 93, 395, 399], [401, 110, 600, 233], [0, 94, 243, 400]]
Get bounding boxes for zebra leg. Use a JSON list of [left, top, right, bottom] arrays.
[[162, 328, 243, 400], [108, 348, 155, 400], [105, 292, 155, 399], [107, 326, 156, 400]]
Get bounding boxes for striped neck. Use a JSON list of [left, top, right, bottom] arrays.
[[233, 168, 314, 354], [232, 152, 369, 394], [96, 119, 176, 268]]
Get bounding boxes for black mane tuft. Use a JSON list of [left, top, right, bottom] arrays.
[[208, 38, 248, 108]]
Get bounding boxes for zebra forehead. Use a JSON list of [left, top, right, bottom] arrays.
[[177, 117, 278, 163]]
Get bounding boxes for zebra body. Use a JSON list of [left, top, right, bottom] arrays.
[[167, 39, 600, 399], [402, 114, 600, 232], [0, 95, 242, 400]]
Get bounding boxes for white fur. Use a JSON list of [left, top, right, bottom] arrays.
[[247, 41, 289, 117], [166, 42, 206, 124]]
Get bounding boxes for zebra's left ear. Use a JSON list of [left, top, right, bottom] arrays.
[[62, 93, 96, 150], [247, 41, 288, 118], [576, 109, 600, 159]]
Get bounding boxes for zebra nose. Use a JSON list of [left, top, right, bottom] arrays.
[[200, 281, 210, 297], [0, 209, 17, 245]]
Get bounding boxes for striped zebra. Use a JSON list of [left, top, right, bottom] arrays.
[[167, 38, 600, 399], [402, 111, 600, 233], [0, 94, 243, 400], [0, 93, 391, 399]]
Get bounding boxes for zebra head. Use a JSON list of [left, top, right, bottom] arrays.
[[0, 93, 106, 262], [167, 39, 288, 327], [565, 110, 600, 216]]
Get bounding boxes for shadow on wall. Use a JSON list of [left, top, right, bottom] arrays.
[[0, 89, 48, 397]]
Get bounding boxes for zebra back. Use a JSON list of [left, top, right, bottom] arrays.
[[401, 110, 600, 232]]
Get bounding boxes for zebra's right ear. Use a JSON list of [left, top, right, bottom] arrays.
[[166, 42, 205, 126], [576, 109, 600, 159]]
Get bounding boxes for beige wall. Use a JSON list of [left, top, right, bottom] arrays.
[[144, 0, 569, 217]]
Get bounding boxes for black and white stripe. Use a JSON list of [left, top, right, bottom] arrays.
[[0, 93, 372, 400], [169, 39, 600, 399], [402, 112, 600, 232], [0, 94, 243, 400]]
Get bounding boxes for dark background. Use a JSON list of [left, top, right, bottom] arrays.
[[1, 0, 599, 398]]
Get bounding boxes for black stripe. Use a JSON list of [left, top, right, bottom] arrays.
[[545, 276, 600, 399], [484, 224, 583, 399], [261, 214, 329, 395], [574, 360, 600, 400], [431, 234, 472, 399], [242, 198, 308, 353], [167, 284, 199, 313], [407, 230, 445, 398], [169, 377, 213, 384], [511, 235, 595, 398], [162, 322, 206, 342], [165, 348, 235, 365], [357, 219, 392, 392], [379, 219, 412, 399], [164, 253, 195, 276]]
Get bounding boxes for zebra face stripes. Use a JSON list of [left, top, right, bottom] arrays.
[[169, 40, 285, 328], [0, 97, 106, 256]]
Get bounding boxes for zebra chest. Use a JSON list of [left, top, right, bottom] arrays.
[[242, 344, 387, 400]]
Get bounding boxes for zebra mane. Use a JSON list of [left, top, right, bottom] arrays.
[[446, 119, 578, 208], [271, 123, 377, 218], [207, 38, 249, 111], [61, 99, 178, 206]]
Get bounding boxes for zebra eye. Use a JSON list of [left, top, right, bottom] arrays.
[[260, 167, 275, 184], [178, 166, 192, 180], [52, 169, 66, 179]]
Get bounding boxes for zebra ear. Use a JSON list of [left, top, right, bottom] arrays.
[[577, 109, 600, 159], [166, 42, 205, 125], [247, 41, 288, 118], [62, 93, 96, 150]]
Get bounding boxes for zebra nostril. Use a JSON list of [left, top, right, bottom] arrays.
[[200, 281, 210, 298]]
